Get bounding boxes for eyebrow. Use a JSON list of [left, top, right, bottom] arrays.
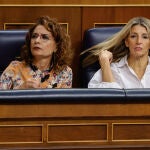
[[33, 32, 50, 35], [130, 32, 148, 35]]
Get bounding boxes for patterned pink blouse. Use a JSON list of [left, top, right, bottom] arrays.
[[0, 61, 72, 89]]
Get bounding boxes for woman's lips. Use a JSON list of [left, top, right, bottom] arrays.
[[33, 46, 41, 50], [134, 47, 142, 51]]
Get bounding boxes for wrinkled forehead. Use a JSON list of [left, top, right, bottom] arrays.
[[128, 24, 150, 36], [132, 24, 150, 33], [33, 25, 51, 34]]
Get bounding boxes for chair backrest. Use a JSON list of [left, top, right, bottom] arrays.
[[0, 30, 28, 74], [81, 26, 123, 87]]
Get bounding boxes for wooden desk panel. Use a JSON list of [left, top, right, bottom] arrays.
[[0, 102, 150, 149]]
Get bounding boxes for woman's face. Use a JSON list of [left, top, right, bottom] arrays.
[[30, 25, 57, 59], [125, 24, 150, 59]]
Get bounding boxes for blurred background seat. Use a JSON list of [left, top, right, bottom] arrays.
[[0, 30, 28, 75], [81, 27, 123, 88]]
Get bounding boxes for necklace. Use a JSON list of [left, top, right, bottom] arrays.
[[29, 62, 53, 83]]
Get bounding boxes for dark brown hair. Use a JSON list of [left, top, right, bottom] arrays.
[[21, 16, 73, 72]]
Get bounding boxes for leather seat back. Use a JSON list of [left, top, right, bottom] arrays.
[[0, 30, 28, 74], [81, 27, 122, 87]]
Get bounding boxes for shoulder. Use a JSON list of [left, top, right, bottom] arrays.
[[56, 65, 72, 77], [58, 65, 72, 74], [5, 60, 27, 71], [9, 60, 25, 66], [6, 60, 22, 69], [63, 65, 72, 72], [111, 56, 127, 68]]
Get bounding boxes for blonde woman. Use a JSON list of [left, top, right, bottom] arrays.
[[82, 17, 150, 88]]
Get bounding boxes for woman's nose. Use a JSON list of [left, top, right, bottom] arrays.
[[136, 36, 142, 44], [35, 36, 41, 42]]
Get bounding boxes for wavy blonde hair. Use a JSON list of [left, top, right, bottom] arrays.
[[81, 17, 150, 67]]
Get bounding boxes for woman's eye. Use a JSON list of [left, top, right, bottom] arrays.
[[143, 35, 149, 39], [31, 34, 38, 39], [130, 35, 136, 38], [129, 34, 149, 39], [31, 33, 50, 41], [42, 35, 49, 40]]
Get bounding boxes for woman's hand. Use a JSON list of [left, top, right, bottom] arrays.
[[98, 50, 113, 65], [20, 78, 41, 89], [98, 50, 115, 82]]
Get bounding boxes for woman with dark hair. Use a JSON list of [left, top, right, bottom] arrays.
[[0, 16, 73, 89]]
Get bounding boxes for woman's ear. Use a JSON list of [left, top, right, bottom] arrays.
[[125, 39, 129, 47]]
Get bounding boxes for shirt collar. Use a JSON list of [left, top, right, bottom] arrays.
[[116, 55, 150, 67], [116, 55, 128, 67]]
